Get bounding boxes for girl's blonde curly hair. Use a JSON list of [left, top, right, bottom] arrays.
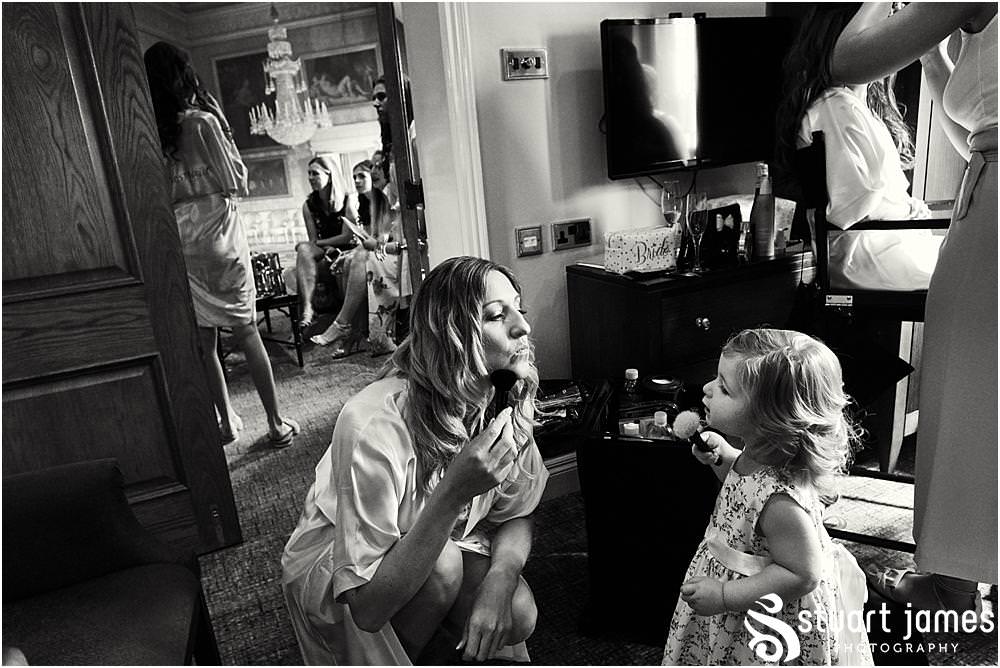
[[722, 328, 860, 495]]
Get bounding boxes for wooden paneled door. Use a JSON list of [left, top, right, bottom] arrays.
[[2, 3, 241, 553]]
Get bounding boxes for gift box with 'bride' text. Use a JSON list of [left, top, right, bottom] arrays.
[[604, 226, 679, 274]]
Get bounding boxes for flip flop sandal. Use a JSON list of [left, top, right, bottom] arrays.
[[866, 565, 912, 605], [822, 515, 848, 530], [268, 417, 300, 449]]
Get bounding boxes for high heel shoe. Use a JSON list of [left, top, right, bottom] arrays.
[[311, 321, 363, 359]]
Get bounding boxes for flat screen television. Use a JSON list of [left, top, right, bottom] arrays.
[[601, 16, 794, 179]]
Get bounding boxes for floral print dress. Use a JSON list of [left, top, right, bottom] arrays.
[[662, 461, 872, 666]]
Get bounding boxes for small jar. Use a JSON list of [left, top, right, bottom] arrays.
[[624, 368, 639, 395], [645, 411, 672, 440], [622, 422, 641, 437]]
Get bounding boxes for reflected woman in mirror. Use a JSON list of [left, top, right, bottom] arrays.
[[144, 41, 299, 448], [776, 3, 941, 292], [352, 160, 401, 357]]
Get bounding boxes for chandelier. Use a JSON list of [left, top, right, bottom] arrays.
[[249, 6, 331, 146]]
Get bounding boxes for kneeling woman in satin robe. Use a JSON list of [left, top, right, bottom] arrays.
[[282, 256, 549, 665]]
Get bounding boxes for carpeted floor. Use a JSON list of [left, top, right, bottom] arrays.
[[201, 318, 996, 666]]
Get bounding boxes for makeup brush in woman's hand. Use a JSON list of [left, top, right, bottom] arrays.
[[673, 410, 721, 465], [489, 369, 517, 418]]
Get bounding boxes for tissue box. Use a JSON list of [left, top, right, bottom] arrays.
[[605, 226, 679, 274]]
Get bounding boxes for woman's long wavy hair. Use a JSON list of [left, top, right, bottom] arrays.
[[722, 328, 860, 497], [775, 4, 914, 172], [353, 160, 393, 237], [377, 256, 540, 491], [143, 41, 232, 158], [307, 156, 348, 215]]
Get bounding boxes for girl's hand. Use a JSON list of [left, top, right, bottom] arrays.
[[361, 237, 379, 251], [441, 408, 518, 503], [679, 576, 727, 616], [458, 569, 517, 661], [691, 431, 729, 466]]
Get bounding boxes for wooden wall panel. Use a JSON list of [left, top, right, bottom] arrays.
[[2, 287, 155, 382], [2, 362, 177, 478], [1, 4, 136, 289]]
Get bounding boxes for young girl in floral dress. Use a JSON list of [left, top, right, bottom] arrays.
[[663, 328, 872, 665]]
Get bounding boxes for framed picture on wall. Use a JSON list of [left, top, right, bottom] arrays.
[[302, 44, 381, 108], [213, 50, 280, 151], [243, 154, 289, 199]]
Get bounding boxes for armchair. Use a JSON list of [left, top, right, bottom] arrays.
[[2, 459, 220, 665]]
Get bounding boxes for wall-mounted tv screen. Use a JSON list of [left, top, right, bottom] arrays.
[[601, 16, 793, 180]]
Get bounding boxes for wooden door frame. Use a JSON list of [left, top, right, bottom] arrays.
[[375, 4, 491, 267]]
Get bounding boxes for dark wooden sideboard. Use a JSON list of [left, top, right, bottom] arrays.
[[567, 252, 814, 388]]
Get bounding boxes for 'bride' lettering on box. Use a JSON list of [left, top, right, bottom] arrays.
[[605, 226, 679, 274]]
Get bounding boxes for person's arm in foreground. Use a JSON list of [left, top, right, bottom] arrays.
[[343, 410, 518, 631], [833, 2, 982, 85], [680, 494, 824, 615], [459, 515, 534, 660]]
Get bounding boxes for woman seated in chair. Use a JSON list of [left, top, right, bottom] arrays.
[[310, 161, 400, 358], [777, 3, 944, 292], [295, 156, 360, 331], [353, 159, 403, 357]]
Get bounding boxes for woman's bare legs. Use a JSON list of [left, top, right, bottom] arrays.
[[311, 250, 369, 348], [230, 322, 290, 435], [295, 241, 323, 326], [390, 539, 464, 662], [197, 326, 238, 440], [337, 249, 369, 326], [444, 551, 537, 659]]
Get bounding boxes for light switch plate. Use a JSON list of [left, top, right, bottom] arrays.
[[501, 48, 549, 80], [515, 225, 543, 257]]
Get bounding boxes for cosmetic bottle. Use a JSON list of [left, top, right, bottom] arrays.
[[750, 162, 775, 259]]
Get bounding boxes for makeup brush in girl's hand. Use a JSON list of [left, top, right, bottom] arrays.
[[673, 410, 721, 465]]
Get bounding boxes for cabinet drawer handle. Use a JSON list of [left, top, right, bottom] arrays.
[[695, 316, 711, 331]]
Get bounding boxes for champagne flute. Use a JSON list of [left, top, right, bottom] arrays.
[[660, 181, 683, 269], [660, 181, 682, 227], [685, 191, 709, 274]]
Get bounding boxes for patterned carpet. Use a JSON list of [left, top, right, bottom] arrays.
[[200, 318, 996, 665]]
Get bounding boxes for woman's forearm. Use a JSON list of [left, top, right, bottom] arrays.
[[344, 484, 467, 631], [302, 206, 318, 245], [488, 516, 534, 580], [833, 3, 978, 84], [317, 231, 353, 248]]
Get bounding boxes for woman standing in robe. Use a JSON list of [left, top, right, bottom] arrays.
[[145, 41, 298, 448]]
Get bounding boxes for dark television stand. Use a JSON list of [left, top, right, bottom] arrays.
[[572, 380, 719, 647]]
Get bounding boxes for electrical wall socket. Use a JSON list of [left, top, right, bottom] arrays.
[[551, 218, 592, 251]]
